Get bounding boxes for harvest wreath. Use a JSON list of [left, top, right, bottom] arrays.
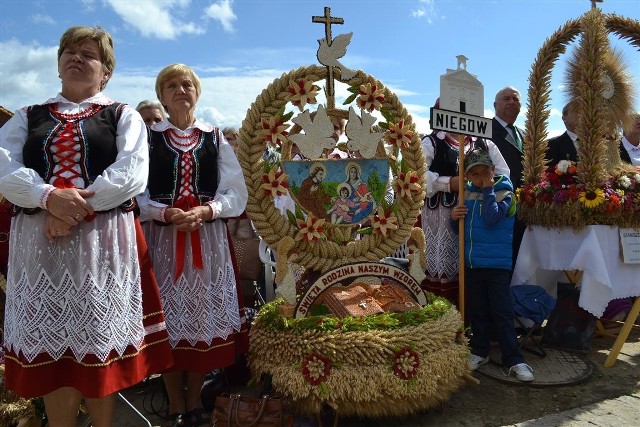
[[519, 9, 640, 229], [235, 64, 426, 272], [248, 297, 468, 417], [237, 7, 466, 420]]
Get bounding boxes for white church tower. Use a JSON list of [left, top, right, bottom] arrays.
[[439, 55, 484, 115]]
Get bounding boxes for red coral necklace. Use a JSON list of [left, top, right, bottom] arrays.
[[50, 104, 102, 121], [168, 128, 201, 147]]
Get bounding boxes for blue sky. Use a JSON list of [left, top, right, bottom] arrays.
[[0, 0, 638, 137]]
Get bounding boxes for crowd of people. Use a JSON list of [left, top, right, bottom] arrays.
[[0, 23, 639, 427]]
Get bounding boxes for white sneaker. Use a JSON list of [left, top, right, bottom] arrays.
[[468, 354, 490, 370], [509, 363, 534, 382]]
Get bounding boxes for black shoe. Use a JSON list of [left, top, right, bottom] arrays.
[[164, 413, 187, 427]]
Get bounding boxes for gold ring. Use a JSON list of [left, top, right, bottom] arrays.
[[75, 213, 82, 220]]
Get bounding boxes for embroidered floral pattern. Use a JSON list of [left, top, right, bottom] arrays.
[[356, 83, 384, 112], [372, 207, 398, 236], [286, 78, 320, 111], [302, 352, 332, 385], [295, 215, 326, 241], [261, 167, 289, 197], [392, 347, 420, 380], [393, 171, 421, 199]]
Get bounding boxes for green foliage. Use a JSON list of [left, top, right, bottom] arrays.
[[380, 109, 395, 124], [282, 110, 294, 122], [255, 295, 453, 333], [356, 226, 373, 235], [286, 210, 297, 225], [290, 182, 300, 197], [367, 169, 387, 204], [343, 93, 357, 105]]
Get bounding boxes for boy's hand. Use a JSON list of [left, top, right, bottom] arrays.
[[481, 167, 494, 188], [451, 205, 467, 220]]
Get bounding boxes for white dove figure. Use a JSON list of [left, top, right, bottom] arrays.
[[345, 107, 385, 159], [289, 105, 336, 159], [317, 32, 357, 81]]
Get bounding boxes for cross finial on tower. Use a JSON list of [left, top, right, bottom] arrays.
[[591, 0, 603, 10]]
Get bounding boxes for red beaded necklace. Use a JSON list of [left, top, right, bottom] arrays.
[[167, 128, 201, 147], [49, 104, 102, 121]]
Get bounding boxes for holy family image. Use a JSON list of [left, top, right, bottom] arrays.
[[283, 159, 389, 224]]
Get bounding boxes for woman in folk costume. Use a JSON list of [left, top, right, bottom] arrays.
[[138, 63, 249, 427], [421, 99, 509, 305], [0, 26, 172, 426]]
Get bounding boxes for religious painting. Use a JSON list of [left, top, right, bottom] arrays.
[[283, 158, 389, 225]]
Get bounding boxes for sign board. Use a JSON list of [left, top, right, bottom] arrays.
[[430, 107, 492, 139], [294, 262, 428, 318], [620, 228, 640, 263]]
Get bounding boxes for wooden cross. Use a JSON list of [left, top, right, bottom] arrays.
[[312, 7, 344, 110], [591, 0, 603, 9], [312, 6, 344, 48]]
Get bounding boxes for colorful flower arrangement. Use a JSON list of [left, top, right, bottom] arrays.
[[518, 160, 640, 228]]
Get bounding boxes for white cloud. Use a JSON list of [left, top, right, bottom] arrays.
[[0, 39, 281, 131], [204, 0, 237, 33], [411, 0, 437, 24], [0, 40, 59, 111], [105, 0, 205, 40], [30, 14, 55, 25]]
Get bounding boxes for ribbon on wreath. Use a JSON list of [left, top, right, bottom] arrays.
[[173, 195, 204, 281]]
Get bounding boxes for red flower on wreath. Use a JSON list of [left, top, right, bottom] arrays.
[[295, 215, 326, 241], [260, 116, 289, 147], [261, 167, 289, 197], [385, 120, 413, 149], [393, 171, 421, 199], [286, 78, 320, 111], [357, 83, 385, 112], [392, 347, 420, 380], [302, 352, 332, 385]]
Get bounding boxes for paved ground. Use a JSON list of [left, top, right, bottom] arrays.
[[100, 327, 640, 427], [507, 391, 640, 427]]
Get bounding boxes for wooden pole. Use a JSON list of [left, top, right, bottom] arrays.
[[457, 135, 466, 321]]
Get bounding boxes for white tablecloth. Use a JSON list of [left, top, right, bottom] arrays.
[[511, 225, 640, 317]]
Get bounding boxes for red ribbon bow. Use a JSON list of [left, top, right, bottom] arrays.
[[173, 195, 204, 281]]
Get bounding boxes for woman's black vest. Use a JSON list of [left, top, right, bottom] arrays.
[[147, 129, 219, 206], [15, 103, 136, 214], [23, 103, 122, 186], [426, 134, 459, 209]]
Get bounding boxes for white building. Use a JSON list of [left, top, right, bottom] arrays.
[[439, 55, 484, 116]]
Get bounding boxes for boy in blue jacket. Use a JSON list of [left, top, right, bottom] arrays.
[[451, 148, 534, 382]]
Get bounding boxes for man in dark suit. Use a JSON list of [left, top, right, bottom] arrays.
[[547, 100, 579, 165], [620, 112, 640, 166], [490, 87, 525, 268]]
